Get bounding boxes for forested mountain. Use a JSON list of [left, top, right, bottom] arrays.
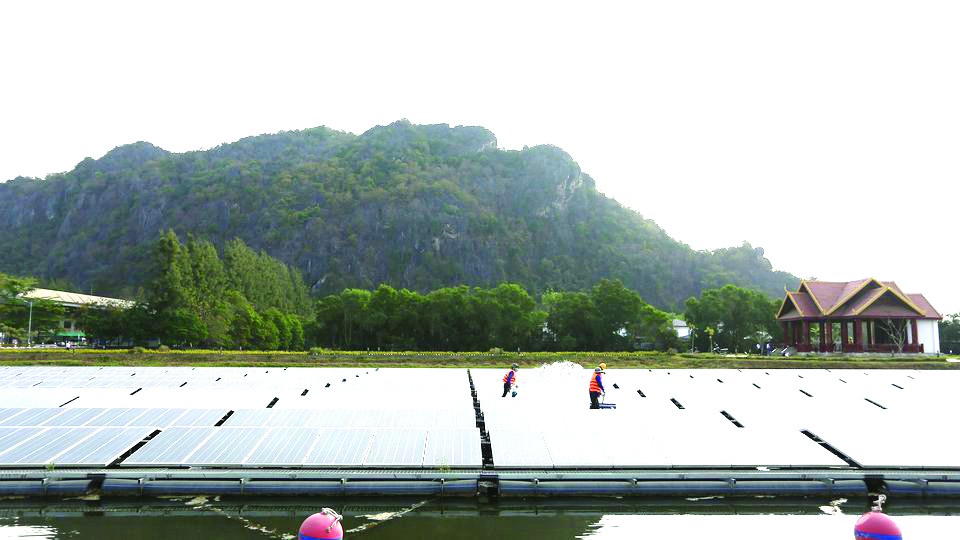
[[0, 121, 798, 309]]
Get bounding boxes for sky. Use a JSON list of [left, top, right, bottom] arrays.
[[2, 1, 958, 313]]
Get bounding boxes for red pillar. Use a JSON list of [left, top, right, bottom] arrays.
[[824, 321, 834, 353], [853, 319, 863, 352], [818, 321, 826, 352], [780, 322, 789, 346], [867, 321, 873, 349], [840, 320, 849, 351], [801, 321, 810, 351]]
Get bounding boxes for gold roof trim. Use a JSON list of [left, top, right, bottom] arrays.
[[824, 278, 882, 316], [851, 286, 926, 317], [777, 291, 805, 318], [798, 280, 827, 315]]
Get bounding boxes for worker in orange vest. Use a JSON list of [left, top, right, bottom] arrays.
[[589, 366, 605, 409], [502, 363, 519, 397]]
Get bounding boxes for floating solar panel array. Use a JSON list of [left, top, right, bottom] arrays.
[[1, 365, 956, 470], [475, 364, 960, 469], [0, 367, 481, 469]]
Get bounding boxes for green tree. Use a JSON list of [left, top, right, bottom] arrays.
[[186, 236, 231, 346], [264, 308, 291, 350], [225, 291, 259, 349], [685, 285, 779, 353], [424, 286, 471, 351], [286, 314, 305, 350], [0, 272, 65, 343], [590, 279, 644, 351], [340, 288, 371, 348], [147, 230, 207, 345], [543, 290, 598, 351], [487, 283, 544, 351], [313, 294, 345, 348], [940, 314, 960, 353]]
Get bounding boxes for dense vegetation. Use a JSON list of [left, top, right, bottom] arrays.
[[0, 121, 798, 311], [0, 273, 65, 343], [6, 253, 958, 354], [77, 232, 311, 350], [684, 285, 783, 353], [311, 278, 682, 352], [941, 314, 960, 354]]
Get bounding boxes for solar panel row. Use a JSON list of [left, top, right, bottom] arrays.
[[122, 427, 482, 468], [0, 427, 153, 467], [2, 365, 953, 469], [0, 408, 228, 428], [475, 366, 958, 468], [223, 408, 475, 428]]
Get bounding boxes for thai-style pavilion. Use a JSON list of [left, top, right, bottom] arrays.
[[776, 278, 941, 354]]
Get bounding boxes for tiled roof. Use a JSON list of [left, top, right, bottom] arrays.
[[909, 294, 942, 319], [778, 278, 941, 320], [790, 293, 819, 317], [857, 293, 924, 318], [778, 292, 819, 320], [835, 287, 887, 317], [802, 280, 874, 313]]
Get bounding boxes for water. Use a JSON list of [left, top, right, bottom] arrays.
[[1, 497, 958, 539]]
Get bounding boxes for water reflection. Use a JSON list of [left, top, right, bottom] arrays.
[[579, 514, 960, 539], [0, 525, 58, 539], [0, 497, 957, 539]]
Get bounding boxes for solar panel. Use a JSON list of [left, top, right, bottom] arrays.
[[243, 428, 323, 466], [52, 427, 155, 466], [303, 428, 376, 467], [270, 409, 318, 427], [0, 409, 66, 427], [121, 427, 216, 466], [40, 408, 107, 427], [223, 409, 276, 427], [805, 421, 960, 468], [82, 408, 149, 427], [126, 408, 190, 428], [184, 428, 268, 466], [0, 428, 95, 466], [364, 429, 427, 466], [541, 430, 612, 468], [0, 427, 44, 459], [0, 409, 26, 424], [489, 430, 552, 468], [171, 409, 230, 427], [423, 428, 482, 467]]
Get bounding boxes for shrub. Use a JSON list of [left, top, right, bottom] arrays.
[[158, 345, 170, 352], [488, 347, 504, 355], [129, 346, 146, 354], [666, 347, 678, 355], [309, 347, 324, 357]]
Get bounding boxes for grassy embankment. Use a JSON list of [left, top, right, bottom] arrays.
[[0, 348, 957, 369]]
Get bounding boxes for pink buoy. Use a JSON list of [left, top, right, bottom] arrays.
[[855, 495, 901, 540], [299, 508, 344, 540]]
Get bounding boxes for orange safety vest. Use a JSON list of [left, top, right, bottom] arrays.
[[503, 370, 515, 384], [589, 373, 602, 393]]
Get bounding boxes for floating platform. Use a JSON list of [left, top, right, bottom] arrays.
[[0, 365, 958, 497]]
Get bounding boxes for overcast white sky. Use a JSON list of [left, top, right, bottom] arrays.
[[2, 1, 958, 313]]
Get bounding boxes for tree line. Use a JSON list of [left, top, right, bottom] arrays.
[[0, 229, 825, 354], [79, 231, 311, 350], [684, 284, 783, 353], [0, 274, 65, 343], [310, 278, 684, 352]]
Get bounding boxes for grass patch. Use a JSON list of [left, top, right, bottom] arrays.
[[0, 348, 957, 370]]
